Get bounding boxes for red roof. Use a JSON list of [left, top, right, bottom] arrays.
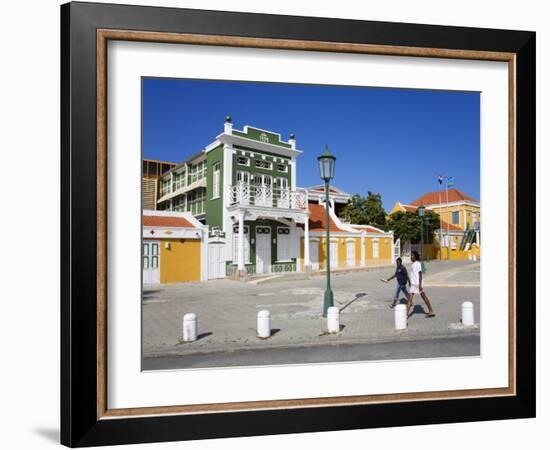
[[440, 220, 463, 232], [143, 215, 195, 228], [311, 187, 340, 193], [308, 203, 346, 232], [411, 189, 477, 206], [402, 205, 417, 213]]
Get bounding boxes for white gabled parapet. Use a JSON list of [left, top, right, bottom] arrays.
[[326, 204, 360, 234]]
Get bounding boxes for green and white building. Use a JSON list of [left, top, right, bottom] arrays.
[[156, 117, 311, 279]]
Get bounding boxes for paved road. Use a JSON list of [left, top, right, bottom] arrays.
[[143, 260, 480, 362], [143, 334, 480, 370]]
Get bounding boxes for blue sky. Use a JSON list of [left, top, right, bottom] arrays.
[[143, 78, 480, 211]]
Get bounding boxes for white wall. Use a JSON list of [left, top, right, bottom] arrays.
[[0, 1, 546, 449]]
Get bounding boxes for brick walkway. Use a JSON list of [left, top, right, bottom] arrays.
[[143, 260, 480, 358]]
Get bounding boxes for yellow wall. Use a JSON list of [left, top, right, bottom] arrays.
[[153, 238, 201, 283], [431, 204, 480, 230], [355, 238, 361, 266], [437, 246, 480, 261], [300, 235, 393, 270], [388, 202, 406, 215], [389, 201, 480, 231], [337, 239, 347, 267], [421, 244, 438, 260], [378, 237, 393, 260]]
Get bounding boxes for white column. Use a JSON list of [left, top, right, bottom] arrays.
[[303, 215, 311, 270], [461, 302, 475, 326], [224, 117, 233, 134], [183, 313, 198, 342], [360, 235, 366, 267], [200, 227, 208, 281], [237, 212, 245, 272], [290, 157, 297, 190], [222, 143, 234, 235]]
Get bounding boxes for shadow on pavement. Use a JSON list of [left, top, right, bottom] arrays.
[[408, 304, 427, 317], [339, 292, 367, 312], [142, 289, 162, 298], [197, 332, 213, 340]]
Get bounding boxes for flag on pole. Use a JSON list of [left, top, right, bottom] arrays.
[[438, 175, 443, 185], [447, 176, 454, 187]]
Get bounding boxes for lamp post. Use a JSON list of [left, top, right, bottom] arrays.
[[418, 205, 426, 260], [317, 145, 336, 317]]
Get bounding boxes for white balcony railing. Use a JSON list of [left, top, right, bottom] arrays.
[[228, 184, 307, 210]]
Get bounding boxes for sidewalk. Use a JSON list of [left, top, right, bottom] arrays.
[[244, 260, 395, 285], [142, 261, 480, 358], [423, 262, 480, 287]]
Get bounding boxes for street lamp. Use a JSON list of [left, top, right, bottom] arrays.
[[417, 205, 426, 260], [317, 145, 336, 317]]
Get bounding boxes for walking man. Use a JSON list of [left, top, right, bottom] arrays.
[[381, 257, 409, 308], [407, 250, 436, 318]]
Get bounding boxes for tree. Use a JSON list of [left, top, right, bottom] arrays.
[[387, 210, 440, 243], [341, 192, 387, 229]]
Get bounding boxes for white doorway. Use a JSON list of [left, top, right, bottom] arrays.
[[254, 174, 273, 207], [208, 243, 225, 279], [276, 177, 290, 208], [309, 240, 319, 271], [236, 171, 250, 205], [256, 226, 272, 274], [142, 241, 160, 284], [393, 238, 401, 262], [372, 239, 380, 259], [330, 240, 338, 268], [346, 240, 356, 267]]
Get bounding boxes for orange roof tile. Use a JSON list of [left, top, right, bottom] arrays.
[[402, 205, 417, 213], [143, 215, 195, 228], [308, 203, 346, 232], [439, 220, 463, 232], [410, 189, 477, 206], [311, 187, 340, 193]]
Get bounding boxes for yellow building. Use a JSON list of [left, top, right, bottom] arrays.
[[300, 203, 395, 271], [142, 211, 208, 284], [409, 188, 480, 231], [389, 188, 480, 260]]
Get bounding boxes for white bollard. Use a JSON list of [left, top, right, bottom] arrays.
[[462, 301, 475, 326], [257, 310, 271, 338], [394, 304, 407, 330], [327, 306, 340, 333], [183, 313, 197, 342]]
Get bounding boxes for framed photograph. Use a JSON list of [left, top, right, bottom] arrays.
[[61, 1, 535, 447]]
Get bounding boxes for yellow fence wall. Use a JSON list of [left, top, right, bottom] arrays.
[[156, 238, 201, 283], [437, 246, 480, 261], [299, 235, 393, 270]]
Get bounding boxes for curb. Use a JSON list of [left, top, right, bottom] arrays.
[[143, 329, 481, 359]]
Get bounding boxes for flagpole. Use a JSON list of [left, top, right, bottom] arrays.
[[446, 178, 450, 260], [438, 177, 443, 260]]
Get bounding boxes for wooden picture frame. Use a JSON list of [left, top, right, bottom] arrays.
[[61, 1, 535, 447]]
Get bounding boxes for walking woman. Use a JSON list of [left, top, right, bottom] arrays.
[[407, 250, 436, 318]]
